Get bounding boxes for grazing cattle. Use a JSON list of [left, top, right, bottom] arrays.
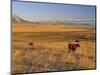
[[68, 43, 80, 52]]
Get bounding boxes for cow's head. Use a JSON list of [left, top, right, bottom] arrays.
[[75, 40, 80, 42]]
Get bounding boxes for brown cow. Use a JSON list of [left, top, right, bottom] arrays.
[[29, 42, 33, 45], [68, 43, 80, 52]]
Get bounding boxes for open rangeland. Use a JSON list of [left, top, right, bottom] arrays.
[[12, 23, 96, 74]]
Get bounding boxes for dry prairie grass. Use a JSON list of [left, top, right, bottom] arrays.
[[12, 23, 95, 32], [12, 23, 96, 74]]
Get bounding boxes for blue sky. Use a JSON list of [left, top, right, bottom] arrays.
[[12, 1, 96, 25]]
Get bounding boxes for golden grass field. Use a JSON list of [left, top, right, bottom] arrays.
[[12, 23, 96, 74]]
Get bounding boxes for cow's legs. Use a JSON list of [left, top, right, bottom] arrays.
[[72, 49, 75, 53], [69, 48, 70, 52]]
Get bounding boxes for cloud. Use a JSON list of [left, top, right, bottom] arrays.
[[66, 18, 95, 22]]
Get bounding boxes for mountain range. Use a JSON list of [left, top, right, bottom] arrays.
[[12, 15, 95, 26]]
